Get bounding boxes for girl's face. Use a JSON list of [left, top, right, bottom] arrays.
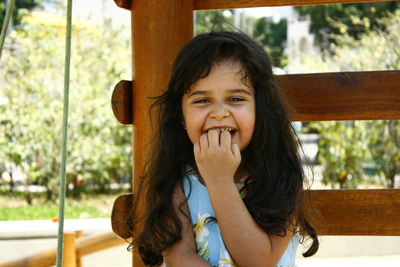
[[181, 60, 256, 152]]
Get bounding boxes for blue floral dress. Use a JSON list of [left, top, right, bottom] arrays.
[[182, 171, 299, 267]]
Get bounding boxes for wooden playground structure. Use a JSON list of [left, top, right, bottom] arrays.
[[110, 0, 400, 266], [0, 231, 125, 267], [1, 0, 399, 266]]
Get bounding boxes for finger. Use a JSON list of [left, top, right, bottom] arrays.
[[208, 129, 220, 149], [194, 142, 200, 157], [220, 130, 231, 150], [232, 143, 241, 160], [199, 133, 208, 153]]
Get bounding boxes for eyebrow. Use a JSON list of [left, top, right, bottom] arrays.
[[187, 88, 252, 98]]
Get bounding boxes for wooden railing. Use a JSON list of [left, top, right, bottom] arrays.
[[193, 0, 392, 9], [0, 231, 126, 267]]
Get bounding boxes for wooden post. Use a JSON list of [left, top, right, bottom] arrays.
[[131, 0, 193, 266], [75, 231, 83, 267], [63, 231, 77, 267]]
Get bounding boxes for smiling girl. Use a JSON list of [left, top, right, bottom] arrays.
[[129, 31, 319, 267]]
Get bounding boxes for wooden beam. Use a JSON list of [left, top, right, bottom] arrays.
[[278, 70, 400, 121], [305, 189, 400, 236], [194, 0, 395, 10], [113, 0, 395, 11], [113, 0, 131, 10], [111, 80, 133, 125], [110, 71, 400, 123], [111, 194, 134, 239], [76, 232, 125, 257], [131, 1, 194, 266], [0, 248, 57, 267], [63, 232, 77, 267], [111, 189, 400, 238]]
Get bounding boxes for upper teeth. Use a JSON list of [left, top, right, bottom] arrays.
[[209, 128, 234, 132], [221, 128, 234, 132]]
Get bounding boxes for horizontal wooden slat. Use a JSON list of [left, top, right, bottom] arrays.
[[114, 0, 393, 11], [277, 70, 400, 121], [77, 232, 125, 256], [305, 189, 400, 235], [112, 193, 134, 239], [113, 0, 131, 10], [110, 71, 400, 122], [111, 80, 133, 125], [0, 248, 57, 267], [194, 0, 393, 10], [112, 189, 400, 237]]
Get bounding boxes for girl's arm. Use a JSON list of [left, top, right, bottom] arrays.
[[207, 183, 294, 267], [162, 184, 211, 267], [194, 130, 295, 267]]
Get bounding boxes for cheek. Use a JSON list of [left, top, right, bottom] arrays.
[[183, 111, 206, 142], [241, 120, 255, 140], [237, 107, 256, 131]]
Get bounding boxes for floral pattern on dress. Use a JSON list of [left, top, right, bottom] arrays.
[[217, 248, 237, 267], [193, 213, 211, 259], [192, 211, 238, 266]]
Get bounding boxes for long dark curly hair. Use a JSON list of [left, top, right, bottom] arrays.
[[128, 31, 319, 266]]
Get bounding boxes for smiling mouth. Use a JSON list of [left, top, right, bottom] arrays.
[[203, 128, 238, 136]]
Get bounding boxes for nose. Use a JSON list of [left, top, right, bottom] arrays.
[[209, 104, 230, 120]]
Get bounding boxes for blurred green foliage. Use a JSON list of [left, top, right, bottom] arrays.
[[0, 199, 107, 220], [195, 10, 287, 67], [0, 12, 132, 202], [0, 0, 41, 29], [253, 17, 287, 67], [195, 10, 233, 34], [305, 121, 370, 189], [295, 1, 400, 50], [301, 11, 400, 188]]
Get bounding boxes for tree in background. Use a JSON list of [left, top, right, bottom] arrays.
[[253, 17, 287, 67], [369, 120, 399, 188], [0, 0, 42, 29], [300, 11, 400, 188], [195, 10, 288, 67], [295, 2, 400, 50], [195, 10, 233, 34], [305, 121, 369, 189], [0, 12, 132, 202]]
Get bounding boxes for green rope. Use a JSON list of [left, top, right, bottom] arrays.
[[56, 0, 73, 266], [0, 0, 16, 60]]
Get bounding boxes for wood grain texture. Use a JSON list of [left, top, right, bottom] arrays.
[[111, 189, 400, 238], [305, 189, 400, 235], [111, 194, 134, 239], [0, 231, 125, 267], [0, 249, 57, 267], [131, 1, 194, 266], [111, 80, 133, 125], [277, 70, 400, 121], [110, 71, 400, 123], [76, 232, 125, 256], [113, 0, 131, 10], [63, 232, 77, 267], [194, 0, 394, 9]]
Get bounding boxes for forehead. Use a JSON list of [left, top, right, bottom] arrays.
[[188, 61, 252, 93]]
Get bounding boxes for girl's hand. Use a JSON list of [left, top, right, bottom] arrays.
[[193, 129, 241, 187]]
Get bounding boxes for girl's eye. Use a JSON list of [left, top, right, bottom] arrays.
[[229, 97, 244, 102], [193, 99, 209, 104]]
